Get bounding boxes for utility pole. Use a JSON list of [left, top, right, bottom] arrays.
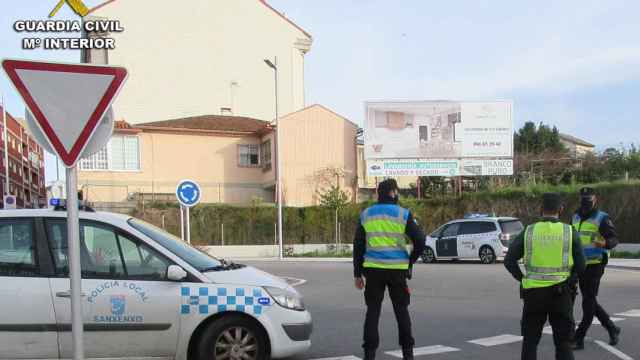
[[264, 57, 283, 260]]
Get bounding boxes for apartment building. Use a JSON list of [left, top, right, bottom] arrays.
[[85, 0, 312, 123], [0, 106, 46, 209]]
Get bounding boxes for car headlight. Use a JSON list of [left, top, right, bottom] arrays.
[[264, 286, 305, 311]]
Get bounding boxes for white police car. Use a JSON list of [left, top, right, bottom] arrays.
[[0, 207, 311, 360], [422, 214, 524, 264]]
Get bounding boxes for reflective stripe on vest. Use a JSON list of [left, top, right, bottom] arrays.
[[522, 222, 573, 289], [361, 204, 409, 270], [572, 211, 606, 265]]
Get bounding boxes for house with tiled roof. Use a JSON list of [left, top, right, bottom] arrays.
[[84, 0, 312, 124], [559, 133, 595, 158], [78, 105, 359, 207]]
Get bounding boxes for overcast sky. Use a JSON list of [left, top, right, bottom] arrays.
[[272, 0, 640, 150], [2, 1, 640, 183]]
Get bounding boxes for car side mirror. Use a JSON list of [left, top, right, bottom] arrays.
[[167, 265, 187, 281]]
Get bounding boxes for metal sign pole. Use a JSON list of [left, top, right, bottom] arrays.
[[180, 206, 185, 241], [2, 93, 9, 196], [185, 206, 191, 244], [66, 165, 84, 360]]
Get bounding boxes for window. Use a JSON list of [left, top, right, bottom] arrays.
[[80, 147, 108, 170], [238, 144, 259, 167], [260, 140, 272, 170], [46, 220, 170, 280], [430, 225, 445, 238], [0, 219, 38, 276], [441, 223, 460, 237], [79, 135, 140, 171], [459, 221, 497, 235], [111, 136, 140, 171], [499, 220, 524, 236], [129, 218, 222, 272]]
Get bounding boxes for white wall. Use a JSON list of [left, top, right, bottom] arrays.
[[90, 0, 311, 123]]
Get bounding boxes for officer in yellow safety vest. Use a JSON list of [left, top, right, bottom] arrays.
[[505, 193, 585, 360], [571, 187, 621, 350], [353, 179, 425, 360]]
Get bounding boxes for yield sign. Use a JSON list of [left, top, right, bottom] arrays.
[[2, 59, 127, 167]]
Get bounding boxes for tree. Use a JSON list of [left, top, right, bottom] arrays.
[[514, 121, 566, 155], [318, 185, 350, 253]]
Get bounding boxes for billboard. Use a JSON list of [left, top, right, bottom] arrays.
[[364, 101, 513, 176]]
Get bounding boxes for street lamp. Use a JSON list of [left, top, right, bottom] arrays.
[[264, 57, 283, 260]]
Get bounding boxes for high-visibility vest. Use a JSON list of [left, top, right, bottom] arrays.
[[361, 204, 410, 270], [522, 222, 573, 289], [572, 211, 607, 265]]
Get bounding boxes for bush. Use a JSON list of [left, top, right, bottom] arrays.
[[136, 181, 640, 245]]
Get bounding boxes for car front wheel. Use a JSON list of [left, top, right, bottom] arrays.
[[479, 246, 496, 264], [196, 315, 268, 360], [421, 247, 437, 263]]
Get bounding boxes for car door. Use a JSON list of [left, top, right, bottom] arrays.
[[0, 217, 59, 359], [457, 221, 497, 258], [45, 218, 182, 359], [436, 223, 459, 257]]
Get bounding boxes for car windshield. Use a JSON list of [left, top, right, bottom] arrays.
[[499, 219, 524, 235], [128, 218, 222, 271]]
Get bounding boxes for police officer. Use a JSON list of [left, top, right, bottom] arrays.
[[353, 179, 425, 360], [572, 187, 621, 350], [504, 193, 585, 360]]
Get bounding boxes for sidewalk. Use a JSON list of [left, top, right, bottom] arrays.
[[608, 258, 640, 270]]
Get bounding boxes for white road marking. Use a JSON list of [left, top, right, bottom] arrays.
[[616, 309, 640, 317], [543, 317, 624, 334], [310, 356, 361, 360], [468, 334, 523, 346], [385, 345, 460, 358], [594, 340, 635, 360]]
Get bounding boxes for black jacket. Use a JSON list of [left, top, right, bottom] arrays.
[[504, 217, 586, 283], [353, 197, 426, 277]]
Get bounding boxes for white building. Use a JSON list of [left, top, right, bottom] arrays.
[[86, 0, 312, 123]]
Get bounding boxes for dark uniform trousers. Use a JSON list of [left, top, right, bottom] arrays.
[[521, 283, 574, 360], [574, 263, 614, 339], [363, 268, 415, 351]]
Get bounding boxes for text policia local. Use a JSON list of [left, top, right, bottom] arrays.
[[14, 20, 123, 50]]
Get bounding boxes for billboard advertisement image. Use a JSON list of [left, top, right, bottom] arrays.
[[364, 101, 513, 176]]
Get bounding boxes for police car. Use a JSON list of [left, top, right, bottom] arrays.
[[0, 207, 311, 360], [422, 214, 524, 264]]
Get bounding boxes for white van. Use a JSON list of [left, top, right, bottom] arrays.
[[422, 215, 524, 264], [0, 208, 311, 360]]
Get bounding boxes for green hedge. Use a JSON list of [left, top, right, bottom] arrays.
[[132, 181, 640, 245]]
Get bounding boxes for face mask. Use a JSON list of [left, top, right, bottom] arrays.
[[580, 198, 594, 212]]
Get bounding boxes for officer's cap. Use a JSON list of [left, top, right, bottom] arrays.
[[579, 187, 596, 197], [542, 192, 562, 212]]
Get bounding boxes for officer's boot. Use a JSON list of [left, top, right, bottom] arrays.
[[608, 325, 621, 346], [401, 347, 413, 360], [572, 337, 584, 350], [364, 349, 376, 360]]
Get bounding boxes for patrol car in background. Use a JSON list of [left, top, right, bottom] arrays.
[[422, 214, 524, 264], [0, 207, 311, 360]]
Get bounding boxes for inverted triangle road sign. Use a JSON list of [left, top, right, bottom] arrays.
[[2, 59, 127, 167]]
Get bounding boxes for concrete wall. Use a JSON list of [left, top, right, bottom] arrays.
[[199, 243, 640, 259], [200, 243, 354, 259], [90, 0, 311, 123]]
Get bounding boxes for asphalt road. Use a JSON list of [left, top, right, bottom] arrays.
[[245, 261, 640, 360]]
